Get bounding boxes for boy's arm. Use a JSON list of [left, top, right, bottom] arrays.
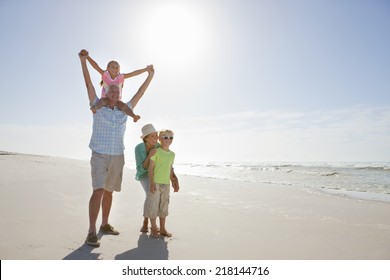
[[148, 159, 156, 193], [129, 65, 155, 109], [79, 50, 97, 104], [86, 55, 104, 76], [123, 67, 148, 79], [171, 168, 179, 192]]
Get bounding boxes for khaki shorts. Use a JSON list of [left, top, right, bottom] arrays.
[[90, 151, 125, 192], [144, 184, 170, 219]]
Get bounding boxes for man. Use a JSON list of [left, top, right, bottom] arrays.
[[79, 49, 154, 247]]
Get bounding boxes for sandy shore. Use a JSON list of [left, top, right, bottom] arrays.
[[0, 153, 389, 260]]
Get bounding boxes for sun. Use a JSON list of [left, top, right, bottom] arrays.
[[140, 3, 211, 66]]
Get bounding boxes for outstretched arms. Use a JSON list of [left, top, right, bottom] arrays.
[[130, 65, 155, 109], [79, 50, 97, 104], [86, 55, 104, 76], [123, 67, 148, 79]]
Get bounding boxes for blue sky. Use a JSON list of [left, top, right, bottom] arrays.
[[0, 0, 389, 162]]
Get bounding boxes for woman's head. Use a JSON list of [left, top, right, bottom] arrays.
[[141, 124, 159, 145]]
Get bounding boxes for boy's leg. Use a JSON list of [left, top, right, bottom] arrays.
[[145, 186, 160, 238], [159, 185, 172, 237]]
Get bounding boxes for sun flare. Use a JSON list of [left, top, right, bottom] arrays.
[[140, 3, 210, 65]]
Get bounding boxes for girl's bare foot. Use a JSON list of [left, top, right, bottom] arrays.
[[133, 115, 141, 122]]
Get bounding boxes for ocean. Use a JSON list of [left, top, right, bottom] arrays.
[[173, 161, 390, 203]]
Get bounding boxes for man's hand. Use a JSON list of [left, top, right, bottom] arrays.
[[79, 49, 89, 57], [146, 65, 154, 75]]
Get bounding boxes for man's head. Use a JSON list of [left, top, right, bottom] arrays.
[[106, 84, 120, 104]]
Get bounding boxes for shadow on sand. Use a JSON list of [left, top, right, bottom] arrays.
[[115, 233, 169, 260], [63, 232, 104, 260]]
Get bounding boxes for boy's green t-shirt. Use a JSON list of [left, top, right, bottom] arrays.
[[150, 148, 175, 184]]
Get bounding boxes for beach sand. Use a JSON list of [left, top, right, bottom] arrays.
[[0, 153, 389, 260]]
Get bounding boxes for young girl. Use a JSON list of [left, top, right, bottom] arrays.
[[86, 51, 147, 122]]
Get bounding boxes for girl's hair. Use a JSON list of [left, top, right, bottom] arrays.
[[100, 60, 120, 87]]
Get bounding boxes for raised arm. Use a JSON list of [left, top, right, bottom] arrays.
[[86, 54, 104, 76], [123, 67, 148, 79], [130, 65, 155, 109], [79, 50, 97, 104]]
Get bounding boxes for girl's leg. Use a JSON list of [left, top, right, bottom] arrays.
[[117, 101, 140, 122]]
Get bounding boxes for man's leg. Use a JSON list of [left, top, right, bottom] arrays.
[[101, 190, 113, 226], [99, 190, 120, 235], [88, 189, 104, 233]]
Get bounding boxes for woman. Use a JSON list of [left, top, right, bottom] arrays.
[[135, 124, 179, 233]]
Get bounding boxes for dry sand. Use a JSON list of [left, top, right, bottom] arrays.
[[0, 153, 389, 260]]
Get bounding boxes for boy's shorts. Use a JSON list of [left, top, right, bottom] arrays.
[[90, 151, 125, 192], [144, 184, 170, 219]]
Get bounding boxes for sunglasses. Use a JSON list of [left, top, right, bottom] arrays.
[[162, 136, 174, 140]]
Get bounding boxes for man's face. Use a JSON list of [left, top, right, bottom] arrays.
[[107, 85, 120, 103]]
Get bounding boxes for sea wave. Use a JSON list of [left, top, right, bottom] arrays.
[[174, 161, 390, 202]]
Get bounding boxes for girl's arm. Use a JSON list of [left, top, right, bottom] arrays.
[[123, 67, 148, 79], [86, 55, 104, 76]]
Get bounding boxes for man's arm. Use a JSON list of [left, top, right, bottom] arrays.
[[79, 50, 97, 104], [129, 65, 155, 109]]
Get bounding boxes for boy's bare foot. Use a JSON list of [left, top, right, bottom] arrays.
[[133, 115, 141, 123], [159, 230, 172, 237], [150, 227, 160, 239], [140, 223, 148, 233]]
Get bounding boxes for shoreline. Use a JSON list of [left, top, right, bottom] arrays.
[[1, 153, 390, 260]]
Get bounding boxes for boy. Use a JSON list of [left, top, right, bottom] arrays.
[[146, 129, 179, 238]]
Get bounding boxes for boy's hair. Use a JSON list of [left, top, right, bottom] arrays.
[[159, 130, 174, 137]]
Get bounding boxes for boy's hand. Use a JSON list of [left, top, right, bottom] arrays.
[[172, 180, 180, 192], [150, 183, 156, 194]]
